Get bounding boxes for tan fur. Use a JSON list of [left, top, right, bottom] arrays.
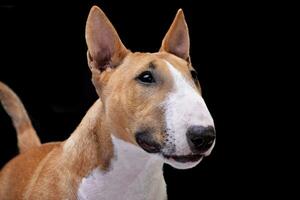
[[0, 100, 113, 199], [160, 9, 190, 61], [0, 143, 59, 199], [99, 52, 196, 146], [0, 82, 41, 153], [0, 5, 200, 199]]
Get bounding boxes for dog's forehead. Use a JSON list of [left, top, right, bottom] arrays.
[[121, 52, 192, 77]]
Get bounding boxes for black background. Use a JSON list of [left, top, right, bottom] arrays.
[[0, 0, 274, 199]]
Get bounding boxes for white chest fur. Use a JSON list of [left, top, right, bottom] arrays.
[[77, 136, 167, 200]]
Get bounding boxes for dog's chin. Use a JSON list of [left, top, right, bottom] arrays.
[[162, 154, 203, 169]]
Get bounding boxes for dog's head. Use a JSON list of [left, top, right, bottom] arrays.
[[85, 6, 215, 169]]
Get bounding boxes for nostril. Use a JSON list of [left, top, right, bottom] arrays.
[[191, 137, 204, 147], [207, 137, 215, 145], [203, 135, 215, 147]]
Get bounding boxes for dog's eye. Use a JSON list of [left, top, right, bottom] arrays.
[[136, 71, 155, 84], [191, 70, 198, 82]]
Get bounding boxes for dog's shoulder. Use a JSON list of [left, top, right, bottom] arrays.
[[0, 142, 61, 199]]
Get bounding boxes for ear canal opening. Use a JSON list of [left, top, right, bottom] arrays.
[[85, 6, 129, 72]]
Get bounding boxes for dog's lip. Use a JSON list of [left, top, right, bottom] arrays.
[[162, 154, 203, 163]]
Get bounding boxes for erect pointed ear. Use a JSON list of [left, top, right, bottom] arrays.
[[160, 9, 190, 61], [86, 6, 129, 71]]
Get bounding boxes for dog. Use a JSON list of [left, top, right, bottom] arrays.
[[0, 5, 215, 200]]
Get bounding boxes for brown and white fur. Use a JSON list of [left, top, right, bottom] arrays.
[[0, 6, 215, 200]]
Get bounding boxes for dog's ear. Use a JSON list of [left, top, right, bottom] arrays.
[[160, 9, 190, 61], [86, 6, 129, 71]]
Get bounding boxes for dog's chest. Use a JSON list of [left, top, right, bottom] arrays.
[[77, 136, 167, 200]]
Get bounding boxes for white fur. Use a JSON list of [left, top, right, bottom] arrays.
[[164, 156, 203, 169], [77, 136, 166, 200], [162, 61, 214, 168]]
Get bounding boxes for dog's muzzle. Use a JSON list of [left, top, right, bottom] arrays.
[[162, 125, 215, 164], [136, 126, 215, 164]]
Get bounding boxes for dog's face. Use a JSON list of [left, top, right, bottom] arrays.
[[86, 6, 215, 169]]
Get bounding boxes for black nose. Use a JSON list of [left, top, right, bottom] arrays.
[[186, 126, 216, 153]]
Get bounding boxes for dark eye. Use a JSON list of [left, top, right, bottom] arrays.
[[136, 71, 155, 84], [191, 70, 198, 82]]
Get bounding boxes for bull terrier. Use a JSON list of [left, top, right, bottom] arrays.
[[0, 5, 215, 200]]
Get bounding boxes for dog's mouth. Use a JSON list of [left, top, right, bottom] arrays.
[[162, 154, 203, 163]]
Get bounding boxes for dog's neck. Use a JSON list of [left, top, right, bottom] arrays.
[[63, 99, 166, 199], [63, 99, 113, 176], [78, 136, 166, 200]]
